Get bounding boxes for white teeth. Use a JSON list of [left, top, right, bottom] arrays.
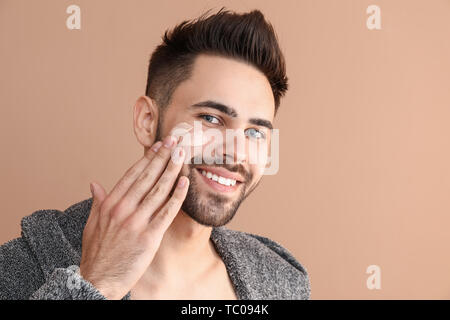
[[199, 169, 237, 187]]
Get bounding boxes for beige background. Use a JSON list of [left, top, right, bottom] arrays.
[[1, 0, 450, 299]]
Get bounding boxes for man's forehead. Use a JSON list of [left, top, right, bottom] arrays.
[[172, 54, 275, 120]]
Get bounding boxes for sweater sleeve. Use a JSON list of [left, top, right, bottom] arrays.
[[0, 237, 107, 300], [29, 267, 107, 300]]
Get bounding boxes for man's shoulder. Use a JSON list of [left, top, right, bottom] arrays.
[[20, 197, 92, 243], [20, 197, 92, 229], [0, 197, 94, 299], [211, 226, 311, 299], [214, 226, 309, 273], [0, 236, 45, 299]]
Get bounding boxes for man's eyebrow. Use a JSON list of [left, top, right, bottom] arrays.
[[191, 100, 238, 117], [191, 100, 273, 130], [248, 118, 273, 130]]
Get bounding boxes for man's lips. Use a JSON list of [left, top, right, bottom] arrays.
[[195, 166, 244, 182], [195, 168, 242, 193]]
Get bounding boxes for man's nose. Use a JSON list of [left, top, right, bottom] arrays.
[[223, 129, 247, 165]]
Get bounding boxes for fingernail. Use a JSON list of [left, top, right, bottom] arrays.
[[177, 176, 187, 188], [171, 147, 185, 164], [151, 141, 163, 152], [163, 135, 176, 148]]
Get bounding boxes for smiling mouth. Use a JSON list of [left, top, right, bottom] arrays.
[[195, 168, 242, 193]]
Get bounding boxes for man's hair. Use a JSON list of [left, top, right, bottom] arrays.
[[145, 7, 288, 115]]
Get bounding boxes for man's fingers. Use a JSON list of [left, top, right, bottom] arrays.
[[116, 136, 180, 218], [99, 140, 164, 216], [147, 176, 189, 234], [83, 180, 109, 258], [86, 181, 107, 225], [133, 146, 186, 222], [91, 181, 108, 205]]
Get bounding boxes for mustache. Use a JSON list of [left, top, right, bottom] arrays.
[[188, 156, 252, 182]]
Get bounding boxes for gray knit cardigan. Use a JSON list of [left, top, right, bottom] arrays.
[[0, 197, 310, 300]]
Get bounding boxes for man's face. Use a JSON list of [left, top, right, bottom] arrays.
[[157, 54, 275, 227]]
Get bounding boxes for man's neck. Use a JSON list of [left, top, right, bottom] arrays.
[[139, 210, 219, 285]]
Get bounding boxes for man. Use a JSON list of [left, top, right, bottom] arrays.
[[0, 8, 310, 300]]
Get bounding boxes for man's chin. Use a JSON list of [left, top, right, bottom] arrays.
[[180, 169, 246, 227], [181, 196, 239, 227]]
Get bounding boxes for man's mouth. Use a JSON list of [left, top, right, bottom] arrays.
[[194, 167, 243, 193]]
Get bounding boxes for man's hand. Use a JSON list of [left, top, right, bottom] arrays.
[[79, 135, 188, 300]]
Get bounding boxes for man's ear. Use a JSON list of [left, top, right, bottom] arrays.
[[133, 95, 159, 148]]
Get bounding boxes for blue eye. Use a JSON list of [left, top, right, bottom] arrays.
[[245, 128, 266, 140], [201, 114, 220, 124]]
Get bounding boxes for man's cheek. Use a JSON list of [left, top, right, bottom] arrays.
[[179, 164, 191, 178], [169, 121, 214, 164]]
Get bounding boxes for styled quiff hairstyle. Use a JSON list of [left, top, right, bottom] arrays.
[[145, 7, 288, 114]]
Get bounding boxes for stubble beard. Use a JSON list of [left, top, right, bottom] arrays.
[[180, 164, 249, 227]]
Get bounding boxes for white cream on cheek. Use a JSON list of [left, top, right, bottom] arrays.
[[169, 122, 216, 165], [169, 122, 212, 147]]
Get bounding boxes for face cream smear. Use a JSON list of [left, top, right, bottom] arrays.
[[169, 122, 213, 147]]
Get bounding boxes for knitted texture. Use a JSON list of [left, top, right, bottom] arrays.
[[0, 198, 310, 300]]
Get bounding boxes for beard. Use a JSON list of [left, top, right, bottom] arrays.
[[180, 163, 250, 227]]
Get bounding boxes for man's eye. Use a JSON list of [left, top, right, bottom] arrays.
[[201, 114, 221, 124], [245, 128, 266, 140]]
